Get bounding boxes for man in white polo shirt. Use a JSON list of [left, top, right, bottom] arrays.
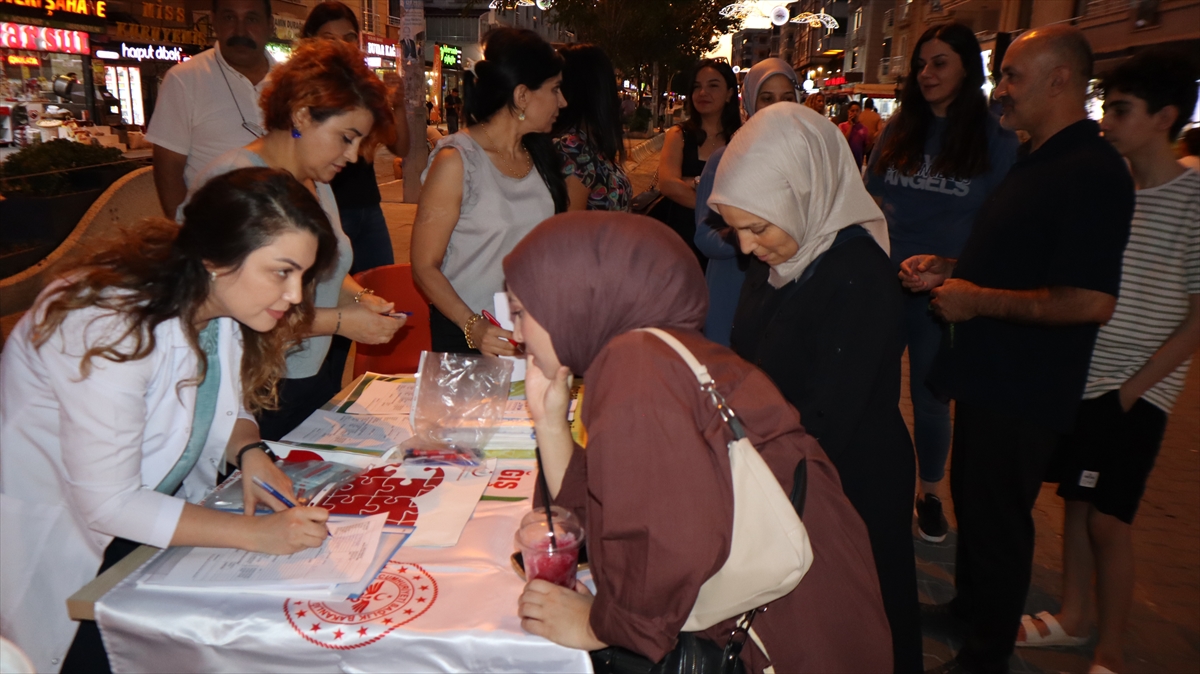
[[146, 0, 276, 216]]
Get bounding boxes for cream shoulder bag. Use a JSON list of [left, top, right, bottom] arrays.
[[637, 329, 814, 632]]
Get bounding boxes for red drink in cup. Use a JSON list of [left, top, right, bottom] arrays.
[[516, 506, 585, 589]]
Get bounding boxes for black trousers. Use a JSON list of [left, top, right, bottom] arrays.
[[949, 401, 1059, 674], [429, 305, 479, 355], [257, 337, 350, 441], [60, 538, 141, 674]]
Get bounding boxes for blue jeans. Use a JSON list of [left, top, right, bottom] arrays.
[[340, 205, 395, 275], [904, 292, 952, 483]]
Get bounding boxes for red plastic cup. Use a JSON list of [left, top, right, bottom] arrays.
[[515, 506, 585, 589]]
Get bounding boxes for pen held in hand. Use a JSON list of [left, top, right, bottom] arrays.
[[480, 309, 521, 348], [252, 476, 331, 538]]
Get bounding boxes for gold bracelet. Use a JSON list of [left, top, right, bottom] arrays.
[[462, 313, 485, 349], [353, 288, 374, 303]]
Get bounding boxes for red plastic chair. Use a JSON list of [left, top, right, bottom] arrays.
[[351, 264, 431, 376]]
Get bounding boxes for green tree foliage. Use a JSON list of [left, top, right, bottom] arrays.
[[548, 0, 740, 72]]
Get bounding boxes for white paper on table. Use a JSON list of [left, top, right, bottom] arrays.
[[138, 514, 388, 592], [282, 409, 412, 452], [492, 291, 527, 382], [343, 380, 416, 416]]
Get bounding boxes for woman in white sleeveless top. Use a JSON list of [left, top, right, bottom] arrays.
[[413, 27, 568, 355]]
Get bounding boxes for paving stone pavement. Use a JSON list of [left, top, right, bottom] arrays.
[[376, 140, 1199, 674]]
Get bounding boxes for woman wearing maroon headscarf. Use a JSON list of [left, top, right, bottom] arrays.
[[507, 212, 892, 673]]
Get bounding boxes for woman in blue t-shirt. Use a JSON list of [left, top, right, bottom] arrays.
[[865, 22, 1019, 543]]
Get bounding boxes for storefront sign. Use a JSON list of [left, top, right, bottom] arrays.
[[113, 41, 184, 61], [274, 14, 303, 42], [824, 76, 847, 86], [439, 44, 460, 69], [141, 1, 185, 22], [113, 21, 206, 47], [365, 39, 396, 58], [0, 21, 89, 54], [7, 53, 39, 65], [1, 0, 106, 19]]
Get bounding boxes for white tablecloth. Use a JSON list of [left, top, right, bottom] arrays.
[[95, 461, 593, 673]]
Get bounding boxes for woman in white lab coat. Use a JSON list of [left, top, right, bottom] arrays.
[[0, 168, 338, 673]]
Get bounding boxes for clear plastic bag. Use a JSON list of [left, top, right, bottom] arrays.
[[399, 351, 515, 466], [200, 460, 362, 514]]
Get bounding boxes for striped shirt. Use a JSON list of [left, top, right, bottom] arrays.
[[1084, 169, 1200, 412]]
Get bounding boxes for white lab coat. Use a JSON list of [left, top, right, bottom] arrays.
[[0, 287, 253, 673]]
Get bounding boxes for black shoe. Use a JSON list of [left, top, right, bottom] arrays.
[[916, 493, 949, 543], [921, 602, 965, 639]]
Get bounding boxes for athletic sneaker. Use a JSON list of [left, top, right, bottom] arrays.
[[916, 494, 949, 543]]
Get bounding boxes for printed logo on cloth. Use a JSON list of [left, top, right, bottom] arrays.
[[1079, 471, 1099, 488], [284, 561, 438, 649]]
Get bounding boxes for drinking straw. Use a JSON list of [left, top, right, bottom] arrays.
[[534, 446, 558, 551]]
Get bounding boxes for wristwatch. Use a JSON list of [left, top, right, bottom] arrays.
[[236, 441, 279, 470]]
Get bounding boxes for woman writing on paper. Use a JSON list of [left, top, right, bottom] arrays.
[[508, 212, 891, 672], [0, 169, 336, 673]]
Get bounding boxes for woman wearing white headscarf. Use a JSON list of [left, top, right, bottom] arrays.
[[710, 102, 922, 673], [693, 58, 800, 346]]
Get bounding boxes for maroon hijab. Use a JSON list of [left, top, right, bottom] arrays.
[[503, 212, 708, 375]]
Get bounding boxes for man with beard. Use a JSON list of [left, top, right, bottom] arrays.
[[147, 0, 276, 217]]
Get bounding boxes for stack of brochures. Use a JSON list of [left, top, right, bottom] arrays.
[[136, 514, 413, 600]]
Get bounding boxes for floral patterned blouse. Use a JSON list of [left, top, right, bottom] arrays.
[[554, 127, 633, 211]]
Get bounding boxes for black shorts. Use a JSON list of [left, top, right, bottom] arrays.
[[1054, 390, 1168, 524]]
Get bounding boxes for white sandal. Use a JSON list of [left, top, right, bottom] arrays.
[[1015, 611, 1089, 648]]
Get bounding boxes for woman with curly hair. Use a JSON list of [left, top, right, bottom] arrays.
[[0, 168, 339, 673], [186, 37, 404, 439]]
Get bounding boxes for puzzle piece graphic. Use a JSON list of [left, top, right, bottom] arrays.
[[321, 466, 445, 527]]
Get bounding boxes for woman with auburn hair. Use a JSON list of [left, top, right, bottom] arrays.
[[866, 22, 1018, 545], [186, 37, 405, 440], [412, 27, 567, 355], [0, 168, 338, 673]]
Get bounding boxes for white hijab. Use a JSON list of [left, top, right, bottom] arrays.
[[708, 102, 888, 288]]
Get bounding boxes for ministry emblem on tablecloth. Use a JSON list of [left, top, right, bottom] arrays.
[[284, 561, 438, 649]]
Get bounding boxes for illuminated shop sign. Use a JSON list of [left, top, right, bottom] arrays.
[[114, 41, 185, 61], [0, 21, 89, 54], [439, 44, 460, 69], [365, 40, 396, 58], [1, 0, 106, 19], [7, 53, 39, 65], [824, 76, 846, 86], [113, 21, 206, 47]]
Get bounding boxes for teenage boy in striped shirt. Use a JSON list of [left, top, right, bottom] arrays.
[[1016, 49, 1199, 674]]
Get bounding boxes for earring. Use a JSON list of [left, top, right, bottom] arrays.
[[291, 128, 301, 139], [518, 109, 526, 121], [210, 271, 218, 282]]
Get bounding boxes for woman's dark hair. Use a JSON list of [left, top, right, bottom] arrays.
[[552, 43, 625, 164], [1186, 127, 1200, 156], [32, 168, 339, 413], [301, 1, 359, 38], [680, 59, 741, 146], [464, 27, 568, 213], [871, 23, 990, 179]]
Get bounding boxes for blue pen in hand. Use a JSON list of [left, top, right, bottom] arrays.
[[251, 476, 331, 538], [252, 476, 297, 507]]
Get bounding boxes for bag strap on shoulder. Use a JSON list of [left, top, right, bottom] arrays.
[[637, 328, 746, 441]]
